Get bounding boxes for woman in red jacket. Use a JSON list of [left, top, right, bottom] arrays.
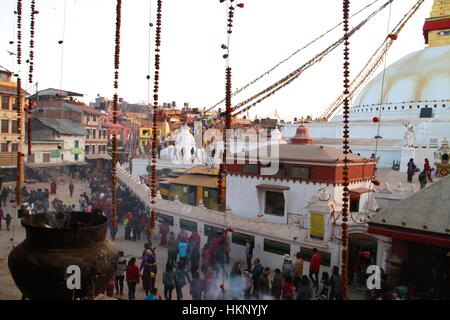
[[126, 257, 140, 300]]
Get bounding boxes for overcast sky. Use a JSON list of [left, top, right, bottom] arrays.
[[0, 0, 434, 120]]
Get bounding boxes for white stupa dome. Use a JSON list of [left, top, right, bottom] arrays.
[[271, 127, 282, 141], [175, 125, 195, 146], [353, 45, 450, 107]]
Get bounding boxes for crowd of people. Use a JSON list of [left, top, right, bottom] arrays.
[[407, 158, 434, 189]]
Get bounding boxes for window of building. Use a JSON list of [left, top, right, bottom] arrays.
[[92, 145, 96, 154], [86, 115, 90, 122], [232, 232, 255, 246], [265, 191, 285, 217], [12, 120, 18, 134], [74, 140, 79, 148], [179, 218, 197, 232], [74, 154, 79, 161], [1, 143, 8, 152], [43, 153, 51, 162], [85, 145, 90, 154], [263, 239, 290, 256], [86, 129, 90, 138], [350, 193, 360, 212], [291, 166, 310, 180], [93, 115, 97, 122], [243, 164, 259, 175], [11, 143, 18, 152], [1, 96, 9, 110], [11, 98, 17, 110], [1, 120, 9, 133], [93, 129, 96, 139], [157, 213, 174, 226], [204, 224, 225, 237]]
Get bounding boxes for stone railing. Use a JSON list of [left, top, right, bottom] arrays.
[[116, 163, 308, 244]]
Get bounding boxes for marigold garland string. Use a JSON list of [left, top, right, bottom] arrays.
[[341, 0, 351, 301], [27, 0, 37, 156], [150, 0, 163, 235], [16, 0, 23, 206], [111, 0, 122, 228]]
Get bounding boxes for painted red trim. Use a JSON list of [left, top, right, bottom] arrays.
[[368, 224, 450, 248], [423, 18, 450, 43]]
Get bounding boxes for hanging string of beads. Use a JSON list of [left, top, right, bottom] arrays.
[[341, 0, 351, 301], [27, 0, 37, 156], [217, 0, 244, 211], [16, 0, 23, 206], [111, 0, 122, 228], [150, 0, 163, 235]]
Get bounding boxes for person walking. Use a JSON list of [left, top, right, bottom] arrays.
[[309, 248, 321, 291], [50, 180, 57, 195], [201, 243, 212, 275], [167, 232, 178, 267], [294, 252, 304, 292], [68, 181, 75, 198], [243, 270, 253, 299], [423, 158, 433, 183], [296, 275, 313, 300], [115, 251, 126, 296], [418, 170, 427, 190], [162, 262, 176, 300], [257, 267, 271, 299], [4, 213, 12, 231], [282, 276, 295, 300], [190, 243, 201, 275], [142, 250, 157, 296], [271, 268, 283, 300], [109, 217, 118, 241], [281, 254, 295, 282], [251, 258, 264, 298], [245, 239, 254, 271], [203, 269, 218, 300], [1, 187, 9, 207], [125, 257, 140, 300], [407, 158, 417, 183], [317, 271, 331, 299], [189, 271, 204, 300], [328, 266, 343, 300], [229, 262, 244, 300], [174, 264, 191, 300], [178, 238, 188, 268], [159, 220, 169, 246], [0, 207, 3, 231]]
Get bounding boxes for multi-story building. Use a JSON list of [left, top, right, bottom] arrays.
[[31, 89, 111, 168], [27, 117, 86, 167], [0, 67, 27, 181]]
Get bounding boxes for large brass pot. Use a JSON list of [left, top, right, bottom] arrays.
[[8, 212, 118, 300]]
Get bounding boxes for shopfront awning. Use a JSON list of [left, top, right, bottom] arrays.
[[368, 224, 450, 248], [256, 184, 290, 193]]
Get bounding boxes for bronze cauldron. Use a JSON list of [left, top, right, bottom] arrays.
[[8, 212, 118, 300]]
